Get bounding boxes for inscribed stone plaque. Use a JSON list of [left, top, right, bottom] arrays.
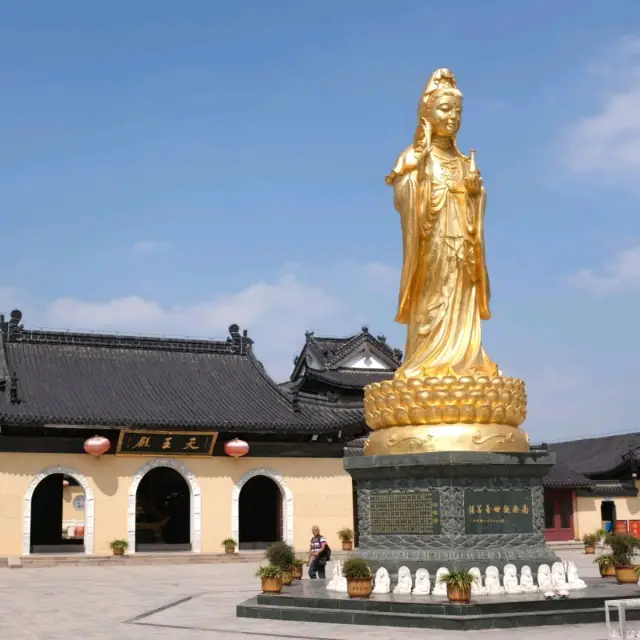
[[370, 492, 441, 535], [464, 490, 533, 534]]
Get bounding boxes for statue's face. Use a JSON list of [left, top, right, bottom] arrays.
[[429, 93, 462, 138]]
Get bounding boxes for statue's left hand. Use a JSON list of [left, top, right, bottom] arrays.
[[465, 173, 483, 196]]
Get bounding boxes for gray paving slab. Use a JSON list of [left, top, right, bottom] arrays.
[[0, 548, 630, 639]]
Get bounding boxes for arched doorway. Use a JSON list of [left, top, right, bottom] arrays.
[[239, 475, 282, 550], [135, 467, 191, 552], [25, 466, 94, 555]]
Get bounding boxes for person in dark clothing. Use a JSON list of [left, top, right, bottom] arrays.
[[308, 525, 328, 579]]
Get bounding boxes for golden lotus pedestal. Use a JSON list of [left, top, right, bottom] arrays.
[[363, 374, 530, 455]]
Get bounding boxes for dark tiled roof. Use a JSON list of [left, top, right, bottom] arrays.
[[0, 318, 365, 433], [305, 368, 394, 389], [588, 481, 638, 497], [542, 461, 594, 489], [547, 432, 640, 476]]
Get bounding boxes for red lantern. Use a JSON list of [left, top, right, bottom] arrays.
[[224, 439, 249, 457], [84, 435, 110, 457]]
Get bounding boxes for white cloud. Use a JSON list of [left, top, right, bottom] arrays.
[[131, 240, 171, 254], [563, 36, 640, 177], [44, 274, 338, 380], [570, 245, 640, 295]]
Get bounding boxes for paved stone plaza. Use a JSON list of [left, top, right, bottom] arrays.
[[0, 549, 629, 639]]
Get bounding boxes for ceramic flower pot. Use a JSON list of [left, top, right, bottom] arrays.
[[224, 545, 235, 554], [292, 566, 303, 580], [584, 545, 596, 554], [261, 577, 282, 593], [347, 577, 373, 598], [615, 566, 638, 584], [112, 547, 125, 556], [446, 584, 471, 603], [599, 564, 616, 577], [342, 541, 353, 551], [280, 569, 293, 586]]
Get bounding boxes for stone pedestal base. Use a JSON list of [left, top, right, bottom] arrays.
[[345, 450, 559, 576]]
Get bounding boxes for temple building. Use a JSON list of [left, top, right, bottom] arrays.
[[0, 310, 372, 557], [1, 307, 639, 560]]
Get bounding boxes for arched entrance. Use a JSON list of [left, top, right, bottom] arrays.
[[128, 459, 201, 553], [24, 466, 94, 555], [232, 468, 294, 551]]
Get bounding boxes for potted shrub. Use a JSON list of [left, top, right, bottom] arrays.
[[583, 533, 599, 554], [595, 554, 616, 578], [256, 565, 283, 593], [606, 533, 640, 584], [109, 539, 128, 556], [440, 570, 475, 603], [222, 538, 237, 554], [292, 557, 305, 580], [265, 542, 296, 586], [342, 556, 373, 598], [338, 527, 354, 551]]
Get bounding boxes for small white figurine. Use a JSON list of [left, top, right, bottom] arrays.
[[537, 564, 553, 591], [484, 566, 505, 595], [566, 561, 587, 590], [393, 566, 413, 595], [503, 564, 522, 594], [469, 567, 486, 595], [412, 568, 431, 595], [373, 567, 391, 594], [519, 565, 538, 592], [431, 567, 449, 596], [326, 561, 340, 591], [551, 562, 568, 589]]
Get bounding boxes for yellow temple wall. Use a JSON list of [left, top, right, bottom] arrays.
[[0, 452, 353, 557], [575, 481, 640, 537]]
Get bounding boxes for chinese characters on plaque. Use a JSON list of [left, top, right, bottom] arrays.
[[369, 491, 441, 535], [116, 431, 218, 456], [464, 490, 533, 535]]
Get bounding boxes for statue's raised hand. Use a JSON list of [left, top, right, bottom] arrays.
[[465, 172, 483, 196]]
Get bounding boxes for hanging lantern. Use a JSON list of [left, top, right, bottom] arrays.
[[84, 435, 110, 457], [224, 439, 249, 457]]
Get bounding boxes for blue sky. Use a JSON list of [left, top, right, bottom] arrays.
[[1, 1, 640, 441]]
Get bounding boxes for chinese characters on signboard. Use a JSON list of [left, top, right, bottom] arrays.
[[370, 491, 441, 535], [116, 431, 218, 456], [615, 520, 629, 534], [629, 520, 640, 537], [464, 490, 533, 535]]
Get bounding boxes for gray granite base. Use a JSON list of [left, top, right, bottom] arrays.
[[236, 577, 640, 630], [345, 450, 560, 576]]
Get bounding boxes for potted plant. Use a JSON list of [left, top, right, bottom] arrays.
[[594, 554, 616, 578], [439, 570, 475, 603], [109, 539, 128, 556], [292, 557, 305, 580], [222, 538, 237, 554], [583, 533, 599, 554], [338, 527, 354, 551], [265, 542, 296, 586], [256, 565, 283, 593], [606, 533, 640, 583], [342, 556, 373, 598]]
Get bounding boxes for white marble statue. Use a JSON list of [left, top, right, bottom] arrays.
[[484, 566, 505, 595], [469, 567, 486, 595], [326, 561, 340, 591], [373, 567, 391, 594], [537, 564, 552, 591], [393, 566, 413, 595], [503, 564, 522, 594], [431, 567, 449, 596], [551, 561, 568, 590], [519, 565, 538, 593], [412, 568, 431, 595], [566, 561, 587, 590]]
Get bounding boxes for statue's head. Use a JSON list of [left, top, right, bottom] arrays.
[[414, 68, 463, 152]]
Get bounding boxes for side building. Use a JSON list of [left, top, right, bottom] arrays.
[[0, 311, 369, 557]]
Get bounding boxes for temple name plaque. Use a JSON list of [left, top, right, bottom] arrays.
[[369, 491, 441, 535], [464, 489, 533, 535]]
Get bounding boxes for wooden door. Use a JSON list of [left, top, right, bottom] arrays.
[[544, 489, 575, 542]]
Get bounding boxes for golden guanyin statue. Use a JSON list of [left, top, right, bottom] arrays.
[[363, 68, 529, 455]]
